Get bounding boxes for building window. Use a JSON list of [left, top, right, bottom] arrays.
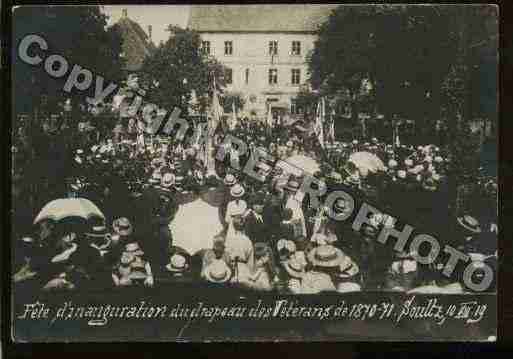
[[225, 68, 233, 84], [245, 68, 249, 85], [269, 41, 278, 56], [291, 41, 301, 56], [201, 41, 210, 55], [291, 69, 301, 85], [268, 69, 278, 85], [224, 41, 233, 55]]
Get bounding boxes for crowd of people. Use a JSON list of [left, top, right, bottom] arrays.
[[12, 104, 498, 294]]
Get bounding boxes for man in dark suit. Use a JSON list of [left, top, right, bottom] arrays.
[[244, 193, 269, 244]]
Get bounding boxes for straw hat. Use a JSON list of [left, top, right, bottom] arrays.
[[388, 159, 398, 168], [336, 257, 360, 279], [148, 171, 161, 184], [307, 245, 346, 268], [457, 215, 482, 234], [230, 184, 245, 198], [224, 174, 237, 186], [345, 174, 361, 186], [204, 259, 232, 283], [285, 180, 300, 192], [283, 257, 306, 279], [124, 242, 144, 256], [166, 254, 188, 273], [112, 217, 133, 237], [161, 173, 175, 188]]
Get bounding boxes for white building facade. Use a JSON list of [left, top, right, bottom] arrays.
[[187, 5, 337, 119]]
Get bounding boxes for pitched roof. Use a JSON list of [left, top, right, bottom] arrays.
[[188, 5, 338, 33], [114, 16, 155, 72]]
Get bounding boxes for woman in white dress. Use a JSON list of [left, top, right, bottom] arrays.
[[225, 218, 254, 287]]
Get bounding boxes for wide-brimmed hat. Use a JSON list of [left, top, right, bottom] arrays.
[[161, 172, 176, 188], [337, 257, 360, 279], [85, 224, 109, 238], [148, 171, 162, 184], [345, 174, 361, 186], [230, 184, 245, 198], [285, 180, 300, 192], [307, 245, 346, 268], [388, 159, 398, 168], [204, 259, 232, 283], [224, 174, 237, 186], [166, 254, 188, 273], [124, 242, 144, 256], [112, 217, 133, 236], [284, 257, 306, 278], [457, 215, 482, 234]]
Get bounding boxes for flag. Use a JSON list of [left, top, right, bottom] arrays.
[[327, 109, 335, 143], [266, 105, 273, 133], [230, 101, 237, 131], [209, 77, 222, 136], [395, 123, 401, 148], [314, 97, 325, 148]]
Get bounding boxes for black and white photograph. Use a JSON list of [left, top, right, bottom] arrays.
[[9, 4, 498, 341]]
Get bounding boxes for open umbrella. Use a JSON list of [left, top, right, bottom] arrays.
[[348, 151, 386, 177], [33, 198, 105, 225]]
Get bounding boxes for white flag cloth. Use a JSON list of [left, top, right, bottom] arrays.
[[314, 98, 325, 148], [230, 102, 237, 131], [266, 105, 273, 131]]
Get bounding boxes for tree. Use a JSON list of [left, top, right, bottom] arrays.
[[309, 6, 377, 126], [12, 6, 124, 117], [308, 5, 461, 142], [139, 26, 226, 115]]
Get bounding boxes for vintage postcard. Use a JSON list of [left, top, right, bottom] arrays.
[[10, 4, 497, 341]]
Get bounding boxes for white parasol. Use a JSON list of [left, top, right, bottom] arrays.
[[33, 198, 105, 225], [348, 151, 386, 177]]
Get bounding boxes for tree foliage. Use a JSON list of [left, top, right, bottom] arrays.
[[308, 5, 497, 144], [139, 26, 227, 115], [12, 6, 124, 115]]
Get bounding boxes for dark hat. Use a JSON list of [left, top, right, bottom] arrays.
[[457, 215, 481, 234]]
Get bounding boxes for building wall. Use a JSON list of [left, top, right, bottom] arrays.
[[198, 32, 316, 117]]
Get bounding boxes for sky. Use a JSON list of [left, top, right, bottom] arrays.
[[102, 5, 191, 45]]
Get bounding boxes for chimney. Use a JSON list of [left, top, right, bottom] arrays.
[[148, 25, 152, 41], [122, 8, 128, 18]]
